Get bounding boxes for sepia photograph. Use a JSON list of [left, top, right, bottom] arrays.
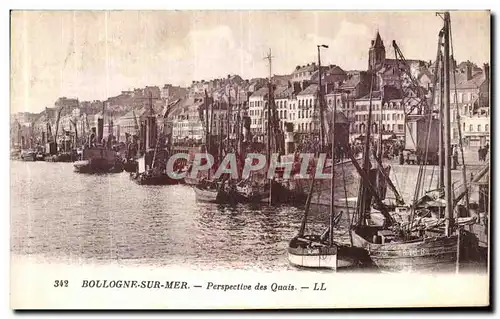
[[9, 9, 491, 309]]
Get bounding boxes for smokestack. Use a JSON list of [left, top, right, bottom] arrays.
[[466, 62, 473, 81], [97, 118, 104, 143], [293, 82, 301, 94], [483, 63, 490, 81]]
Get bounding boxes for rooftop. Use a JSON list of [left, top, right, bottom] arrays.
[[297, 84, 318, 96]]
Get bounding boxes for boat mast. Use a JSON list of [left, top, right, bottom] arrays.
[[265, 48, 273, 205], [443, 12, 453, 237], [378, 75, 384, 161], [357, 73, 375, 226], [317, 45, 328, 151], [329, 94, 337, 246], [227, 86, 231, 153], [376, 74, 384, 196], [204, 90, 210, 152], [439, 51, 445, 190]]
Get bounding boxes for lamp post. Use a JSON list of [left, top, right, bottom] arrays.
[[317, 44, 329, 151]]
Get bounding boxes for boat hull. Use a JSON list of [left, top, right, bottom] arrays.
[[123, 160, 139, 173], [287, 248, 338, 269], [193, 185, 234, 204], [351, 227, 458, 272], [73, 160, 123, 174], [130, 172, 178, 185], [287, 235, 367, 269]]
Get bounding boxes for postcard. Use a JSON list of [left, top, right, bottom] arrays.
[[10, 10, 490, 309]]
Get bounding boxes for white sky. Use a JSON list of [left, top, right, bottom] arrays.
[[10, 10, 490, 114]]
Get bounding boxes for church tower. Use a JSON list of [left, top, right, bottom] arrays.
[[368, 31, 386, 71]]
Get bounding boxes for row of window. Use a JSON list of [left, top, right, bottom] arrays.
[[357, 102, 402, 112], [435, 92, 476, 104], [355, 113, 405, 122], [463, 123, 489, 132], [354, 123, 405, 133]]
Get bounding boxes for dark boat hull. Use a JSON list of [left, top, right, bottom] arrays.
[[74, 160, 123, 174], [123, 160, 139, 173], [129, 172, 179, 185], [45, 152, 78, 162], [351, 226, 459, 272]]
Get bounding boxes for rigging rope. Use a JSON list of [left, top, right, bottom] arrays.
[[405, 24, 448, 233], [449, 19, 471, 212]]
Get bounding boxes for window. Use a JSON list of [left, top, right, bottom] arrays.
[[485, 124, 489, 131], [478, 124, 482, 132], [469, 124, 473, 132], [284, 110, 287, 119]]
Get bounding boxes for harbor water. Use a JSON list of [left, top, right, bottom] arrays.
[[11, 160, 352, 272]]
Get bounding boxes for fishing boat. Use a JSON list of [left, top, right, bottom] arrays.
[[130, 95, 182, 186], [288, 50, 367, 270], [348, 12, 480, 273], [20, 149, 37, 161], [234, 180, 270, 203], [192, 179, 235, 203], [123, 158, 139, 173], [130, 170, 178, 185], [74, 147, 123, 174]]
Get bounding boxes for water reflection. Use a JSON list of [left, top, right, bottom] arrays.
[[10, 161, 325, 271]]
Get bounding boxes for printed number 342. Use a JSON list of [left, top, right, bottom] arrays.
[[54, 280, 68, 287]]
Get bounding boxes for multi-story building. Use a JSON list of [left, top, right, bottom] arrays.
[[248, 87, 268, 135], [291, 63, 319, 83], [274, 86, 294, 131], [295, 84, 318, 133], [353, 86, 404, 139], [433, 61, 490, 146]]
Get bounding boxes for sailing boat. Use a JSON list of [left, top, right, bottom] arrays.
[[288, 55, 367, 270], [130, 94, 179, 185], [192, 91, 237, 203], [349, 12, 478, 272]]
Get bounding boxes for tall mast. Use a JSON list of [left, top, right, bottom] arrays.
[[264, 49, 273, 163], [204, 90, 210, 151], [227, 86, 231, 150], [329, 95, 337, 246], [443, 12, 453, 237], [264, 48, 274, 205], [439, 52, 445, 189], [357, 73, 375, 226], [317, 45, 328, 151], [378, 75, 384, 160]]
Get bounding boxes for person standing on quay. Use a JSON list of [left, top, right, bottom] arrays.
[[478, 146, 483, 162]]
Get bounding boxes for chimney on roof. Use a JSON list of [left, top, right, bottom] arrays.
[[227, 74, 231, 79], [293, 82, 301, 94], [483, 63, 490, 82], [466, 62, 473, 81]]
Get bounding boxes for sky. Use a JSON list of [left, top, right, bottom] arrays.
[[10, 10, 490, 114]]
